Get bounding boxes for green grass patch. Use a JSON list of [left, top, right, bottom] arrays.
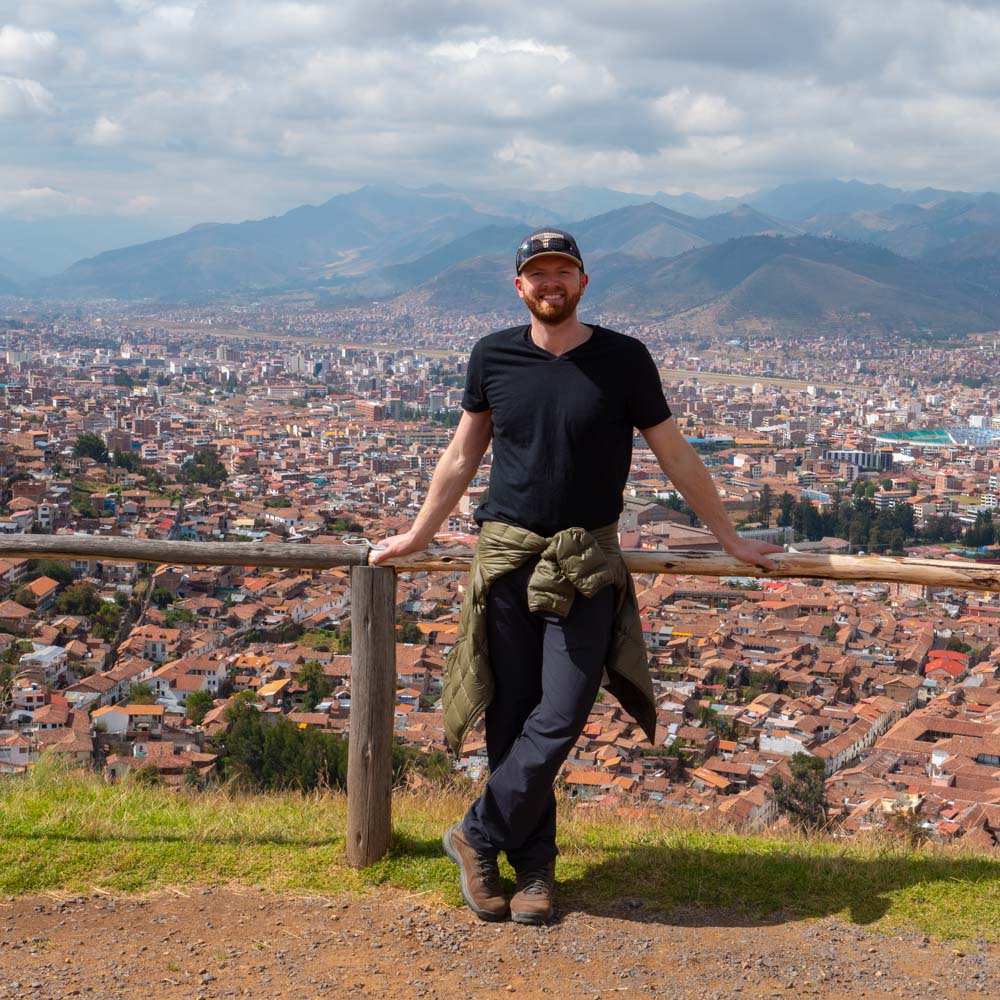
[[2, 760, 997, 942]]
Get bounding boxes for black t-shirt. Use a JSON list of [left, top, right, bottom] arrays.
[[461, 324, 672, 536]]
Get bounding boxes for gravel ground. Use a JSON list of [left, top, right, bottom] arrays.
[[0, 887, 996, 999]]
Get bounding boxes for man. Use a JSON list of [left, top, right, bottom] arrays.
[[372, 228, 781, 924]]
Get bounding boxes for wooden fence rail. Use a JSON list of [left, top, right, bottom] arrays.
[[1, 534, 999, 592], [1, 533, 996, 867]]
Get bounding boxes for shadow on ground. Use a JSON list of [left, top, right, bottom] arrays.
[[381, 831, 1000, 933]]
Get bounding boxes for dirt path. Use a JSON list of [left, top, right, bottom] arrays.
[[0, 887, 996, 999]]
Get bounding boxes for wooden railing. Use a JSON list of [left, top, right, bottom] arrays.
[[1, 534, 997, 866]]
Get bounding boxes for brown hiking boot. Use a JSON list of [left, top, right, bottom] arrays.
[[510, 861, 556, 925], [442, 824, 509, 922]]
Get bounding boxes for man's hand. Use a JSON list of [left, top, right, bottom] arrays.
[[369, 530, 432, 566], [720, 537, 784, 572]]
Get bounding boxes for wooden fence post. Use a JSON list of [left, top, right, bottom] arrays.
[[346, 564, 397, 868]]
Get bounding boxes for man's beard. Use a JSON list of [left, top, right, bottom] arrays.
[[522, 286, 583, 325]]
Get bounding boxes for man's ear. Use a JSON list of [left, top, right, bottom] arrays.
[[514, 275, 525, 300], [580, 272, 588, 295]]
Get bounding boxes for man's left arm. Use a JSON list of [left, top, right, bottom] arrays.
[[640, 417, 783, 571]]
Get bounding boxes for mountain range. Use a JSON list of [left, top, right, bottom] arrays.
[[4, 179, 1000, 337]]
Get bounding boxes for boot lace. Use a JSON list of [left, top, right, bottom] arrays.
[[516, 868, 552, 895], [475, 853, 502, 893]]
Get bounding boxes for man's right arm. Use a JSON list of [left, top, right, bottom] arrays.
[[369, 408, 493, 565]]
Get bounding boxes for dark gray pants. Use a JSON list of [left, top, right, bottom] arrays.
[[463, 558, 614, 869]]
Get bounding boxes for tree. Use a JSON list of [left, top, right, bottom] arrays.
[[30, 560, 75, 586], [336, 623, 352, 654], [164, 607, 196, 626], [749, 668, 781, 693], [93, 601, 123, 640], [181, 448, 228, 488], [757, 483, 773, 527], [185, 689, 215, 726], [74, 432, 108, 463], [776, 491, 796, 528], [396, 619, 423, 644], [770, 752, 828, 830], [151, 587, 176, 608], [113, 371, 135, 389], [112, 449, 142, 472], [55, 581, 102, 617], [129, 682, 156, 705], [298, 659, 331, 711]]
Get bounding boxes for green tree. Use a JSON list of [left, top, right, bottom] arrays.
[[298, 659, 331, 711], [757, 483, 773, 527], [151, 587, 176, 608], [164, 607, 196, 626], [74, 432, 108, 463], [945, 636, 972, 654], [129, 682, 156, 704], [113, 371, 135, 389], [776, 491, 796, 528], [181, 448, 228, 488], [396, 619, 423, 644], [770, 752, 828, 830], [749, 668, 781, 693], [185, 689, 215, 726], [93, 601, 123, 640], [336, 624, 352, 654], [112, 449, 142, 472], [220, 693, 266, 785], [30, 560, 75, 586], [55, 581, 102, 617]]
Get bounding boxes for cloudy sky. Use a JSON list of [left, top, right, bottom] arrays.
[[4, 0, 1000, 230]]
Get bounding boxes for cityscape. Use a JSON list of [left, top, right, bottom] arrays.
[[1, 295, 998, 850]]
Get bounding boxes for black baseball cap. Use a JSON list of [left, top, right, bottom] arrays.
[[515, 228, 584, 274]]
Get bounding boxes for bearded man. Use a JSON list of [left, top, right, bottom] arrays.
[[373, 228, 781, 923]]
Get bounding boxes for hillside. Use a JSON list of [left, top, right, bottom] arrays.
[[807, 194, 1000, 258], [41, 185, 516, 300], [403, 235, 1000, 336]]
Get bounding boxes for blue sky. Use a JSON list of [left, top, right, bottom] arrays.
[[3, 0, 1000, 229]]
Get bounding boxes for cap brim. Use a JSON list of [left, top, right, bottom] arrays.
[[516, 251, 584, 274]]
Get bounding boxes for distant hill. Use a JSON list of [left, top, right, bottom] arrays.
[[40, 185, 517, 300], [924, 226, 1000, 291], [0, 271, 20, 296], [15, 180, 1000, 337], [39, 198, 805, 303], [746, 179, 964, 221], [596, 236, 1000, 335], [400, 236, 1000, 336], [806, 194, 1000, 258]]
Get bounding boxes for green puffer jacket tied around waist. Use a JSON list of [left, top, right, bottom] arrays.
[[442, 520, 657, 755]]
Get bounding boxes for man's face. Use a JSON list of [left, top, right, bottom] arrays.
[[515, 256, 588, 325]]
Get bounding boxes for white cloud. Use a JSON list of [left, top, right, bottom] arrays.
[[85, 114, 123, 145], [0, 75, 54, 116], [120, 193, 159, 214], [655, 88, 743, 134], [6, 0, 1000, 231], [0, 185, 88, 216], [430, 36, 572, 63], [0, 24, 58, 73]]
